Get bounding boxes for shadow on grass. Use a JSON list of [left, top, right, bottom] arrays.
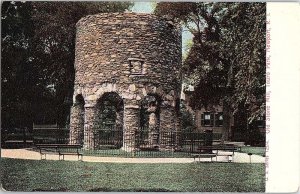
[[32, 188, 69, 192], [89, 187, 173, 192]]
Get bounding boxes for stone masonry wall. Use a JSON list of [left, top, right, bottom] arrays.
[[69, 12, 182, 150]]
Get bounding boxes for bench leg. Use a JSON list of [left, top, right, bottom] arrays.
[[229, 155, 233, 162], [59, 154, 64, 161], [41, 154, 46, 160]]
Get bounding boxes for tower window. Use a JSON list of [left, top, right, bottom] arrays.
[[128, 58, 144, 75]]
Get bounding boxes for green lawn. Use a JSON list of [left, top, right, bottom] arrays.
[[1, 158, 265, 192], [240, 146, 266, 156]]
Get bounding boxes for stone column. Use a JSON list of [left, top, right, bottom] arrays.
[[147, 106, 159, 146], [159, 103, 176, 150], [83, 104, 97, 150], [122, 104, 139, 152], [69, 104, 84, 145]]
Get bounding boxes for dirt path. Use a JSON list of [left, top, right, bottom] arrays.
[[1, 149, 265, 163]]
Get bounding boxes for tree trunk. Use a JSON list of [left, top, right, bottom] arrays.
[[222, 61, 233, 143], [222, 100, 231, 143]]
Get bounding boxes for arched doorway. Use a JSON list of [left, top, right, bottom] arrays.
[[139, 94, 161, 148], [95, 92, 124, 149]]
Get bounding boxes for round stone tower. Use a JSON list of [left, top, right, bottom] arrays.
[[69, 12, 182, 151]]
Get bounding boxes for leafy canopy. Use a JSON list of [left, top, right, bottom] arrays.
[[1, 1, 133, 128]]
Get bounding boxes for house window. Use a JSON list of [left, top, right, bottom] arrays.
[[215, 112, 223, 127], [201, 112, 214, 126], [128, 58, 144, 75], [257, 115, 265, 128]]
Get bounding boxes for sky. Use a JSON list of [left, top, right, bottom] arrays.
[[131, 2, 193, 57]]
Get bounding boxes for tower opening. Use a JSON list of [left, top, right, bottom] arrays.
[[95, 92, 124, 149]]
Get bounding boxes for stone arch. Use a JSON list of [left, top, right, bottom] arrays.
[[94, 92, 124, 149], [69, 94, 85, 145], [95, 83, 120, 98]]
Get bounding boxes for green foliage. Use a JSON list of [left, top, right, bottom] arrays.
[[1, 1, 54, 128], [1, 2, 133, 129], [180, 102, 195, 132], [1, 158, 265, 192], [155, 3, 266, 139]]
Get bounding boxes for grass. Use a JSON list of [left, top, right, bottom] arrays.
[[1, 158, 265, 192], [240, 146, 266, 156]]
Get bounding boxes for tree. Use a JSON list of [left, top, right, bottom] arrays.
[[155, 3, 266, 141], [220, 3, 266, 144], [1, 1, 49, 129], [1, 2, 133, 130], [31, 2, 133, 126]]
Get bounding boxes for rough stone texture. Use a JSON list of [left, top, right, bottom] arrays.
[[69, 12, 182, 150], [159, 105, 176, 150], [122, 105, 139, 151], [69, 104, 84, 145], [83, 105, 97, 149], [147, 106, 159, 146]]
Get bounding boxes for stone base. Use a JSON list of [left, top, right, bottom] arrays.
[[83, 143, 95, 150], [120, 145, 136, 152]]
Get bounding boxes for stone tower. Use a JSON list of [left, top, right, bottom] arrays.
[[69, 12, 182, 151]]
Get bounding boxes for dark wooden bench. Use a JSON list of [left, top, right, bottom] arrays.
[[35, 144, 83, 161]]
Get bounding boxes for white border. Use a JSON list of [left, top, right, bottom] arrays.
[[266, 2, 300, 192]]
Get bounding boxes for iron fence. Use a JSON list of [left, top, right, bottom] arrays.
[[1, 126, 223, 157], [33, 128, 69, 144]]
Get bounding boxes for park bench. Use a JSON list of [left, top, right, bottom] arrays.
[[35, 144, 83, 161], [191, 153, 217, 162], [193, 145, 240, 162]]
